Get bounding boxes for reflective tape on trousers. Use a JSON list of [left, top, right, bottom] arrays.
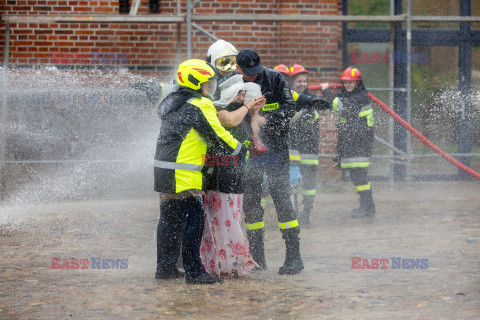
[[246, 221, 265, 230], [278, 220, 299, 229], [356, 182, 371, 192]]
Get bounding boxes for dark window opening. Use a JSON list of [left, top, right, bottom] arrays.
[[119, 0, 130, 14], [150, 0, 160, 13]]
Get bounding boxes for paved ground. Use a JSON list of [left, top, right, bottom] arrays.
[[0, 180, 479, 319]]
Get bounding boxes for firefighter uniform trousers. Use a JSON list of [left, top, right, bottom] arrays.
[[156, 196, 205, 277], [333, 97, 376, 216], [290, 111, 320, 225], [243, 146, 301, 271]]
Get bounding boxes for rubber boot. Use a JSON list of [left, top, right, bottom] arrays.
[[351, 190, 376, 218], [185, 271, 223, 285], [246, 229, 267, 270], [278, 228, 304, 275]]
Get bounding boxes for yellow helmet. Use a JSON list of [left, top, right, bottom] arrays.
[[177, 59, 218, 91]]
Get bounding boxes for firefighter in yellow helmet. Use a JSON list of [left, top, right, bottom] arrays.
[[154, 59, 246, 284], [321, 67, 376, 218]]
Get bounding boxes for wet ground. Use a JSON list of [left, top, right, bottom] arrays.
[[0, 180, 479, 319]]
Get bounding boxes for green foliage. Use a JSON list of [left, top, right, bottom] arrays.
[[349, 0, 390, 28]]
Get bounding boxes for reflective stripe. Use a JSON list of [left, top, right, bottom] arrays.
[[243, 140, 251, 149], [231, 140, 243, 156], [292, 90, 299, 102], [289, 149, 300, 161], [356, 182, 371, 192], [341, 157, 371, 168], [262, 102, 279, 112], [341, 162, 370, 168], [154, 160, 203, 171], [279, 220, 299, 229], [154, 83, 167, 107], [290, 154, 301, 161], [358, 107, 373, 118], [359, 104, 374, 127], [304, 189, 316, 195], [338, 117, 347, 123], [301, 159, 319, 165], [332, 97, 343, 115], [261, 198, 273, 206], [246, 221, 265, 230], [300, 153, 318, 165]]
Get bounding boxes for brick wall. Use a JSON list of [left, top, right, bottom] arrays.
[[0, 0, 343, 170], [1, 0, 343, 79]]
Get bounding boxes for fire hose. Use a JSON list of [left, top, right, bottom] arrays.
[[308, 84, 480, 180]]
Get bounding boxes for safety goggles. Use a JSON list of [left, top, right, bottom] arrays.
[[215, 55, 237, 72]]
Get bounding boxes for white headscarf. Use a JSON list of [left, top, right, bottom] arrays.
[[213, 74, 262, 108]]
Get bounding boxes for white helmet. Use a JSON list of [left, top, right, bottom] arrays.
[[207, 39, 238, 73]]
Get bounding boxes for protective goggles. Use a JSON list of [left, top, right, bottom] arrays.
[[215, 55, 237, 72]]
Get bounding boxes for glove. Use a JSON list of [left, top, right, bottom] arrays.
[[298, 110, 319, 123], [130, 81, 165, 106], [297, 93, 331, 111], [250, 135, 267, 157]]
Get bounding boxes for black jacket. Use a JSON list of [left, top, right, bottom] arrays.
[[221, 68, 296, 155], [154, 88, 244, 193], [323, 83, 374, 160], [205, 102, 250, 194]]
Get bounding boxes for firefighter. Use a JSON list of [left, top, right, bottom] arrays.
[[274, 64, 292, 86], [207, 39, 238, 101], [154, 59, 245, 284], [274, 64, 302, 210], [321, 67, 376, 218], [206, 39, 238, 79], [288, 64, 321, 227], [231, 49, 304, 275]]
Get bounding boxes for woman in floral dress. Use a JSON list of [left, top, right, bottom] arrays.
[[201, 75, 266, 278]]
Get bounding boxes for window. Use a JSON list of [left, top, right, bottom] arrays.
[[119, 0, 130, 14]]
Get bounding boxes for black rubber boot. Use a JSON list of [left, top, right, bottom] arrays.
[[279, 228, 304, 275], [352, 190, 375, 218], [185, 272, 223, 285], [246, 229, 267, 270], [155, 267, 185, 280]]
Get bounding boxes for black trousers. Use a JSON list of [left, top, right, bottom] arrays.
[[348, 167, 368, 188], [156, 195, 205, 277], [299, 163, 317, 213], [243, 150, 298, 226]]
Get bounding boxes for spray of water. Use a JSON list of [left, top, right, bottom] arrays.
[[0, 67, 175, 226]]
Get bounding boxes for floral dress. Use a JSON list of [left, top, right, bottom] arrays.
[[201, 190, 258, 278]]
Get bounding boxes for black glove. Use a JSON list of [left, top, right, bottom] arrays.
[[130, 81, 165, 106], [297, 93, 331, 111]]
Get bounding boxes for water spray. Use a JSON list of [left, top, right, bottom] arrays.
[[309, 84, 480, 181]]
